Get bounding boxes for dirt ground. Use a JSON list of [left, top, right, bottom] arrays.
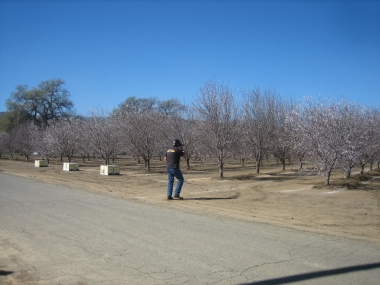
[[1, 156, 380, 247]]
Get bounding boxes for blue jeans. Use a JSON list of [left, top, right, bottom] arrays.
[[166, 168, 184, 197]]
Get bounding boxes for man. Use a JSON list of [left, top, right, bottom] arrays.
[[164, 139, 186, 200]]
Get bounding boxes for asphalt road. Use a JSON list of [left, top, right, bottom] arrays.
[[0, 172, 379, 285]]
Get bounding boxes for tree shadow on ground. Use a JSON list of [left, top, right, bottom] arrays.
[[239, 262, 380, 285], [227, 174, 296, 182], [313, 171, 380, 191]]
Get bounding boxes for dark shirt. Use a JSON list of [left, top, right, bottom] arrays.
[[165, 146, 184, 169]]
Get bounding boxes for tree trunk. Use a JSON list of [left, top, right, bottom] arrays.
[[299, 159, 303, 170], [281, 158, 286, 171], [255, 160, 260, 173], [241, 158, 245, 167], [186, 157, 190, 169], [146, 159, 150, 171], [345, 168, 351, 179], [324, 169, 331, 186], [219, 159, 224, 179], [360, 163, 365, 175]]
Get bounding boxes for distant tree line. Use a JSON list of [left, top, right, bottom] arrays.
[[1, 78, 379, 185]]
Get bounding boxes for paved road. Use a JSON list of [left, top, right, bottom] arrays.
[[0, 172, 379, 285]]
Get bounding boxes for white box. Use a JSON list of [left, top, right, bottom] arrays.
[[35, 160, 48, 167], [100, 165, 120, 175], [63, 162, 79, 171]]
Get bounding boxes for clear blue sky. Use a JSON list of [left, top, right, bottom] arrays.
[[1, 0, 379, 115]]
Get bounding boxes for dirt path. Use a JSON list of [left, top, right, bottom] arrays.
[[1, 157, 379, 245]]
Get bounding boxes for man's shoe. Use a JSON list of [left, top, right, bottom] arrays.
[[174, 195, 183, 200], [167, 196, 173, 200]]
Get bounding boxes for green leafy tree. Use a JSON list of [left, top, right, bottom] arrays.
[[0, 111, 25, 132], [158, 99, 185, 116], [114, 96, 157, 113], [5, 79, 74, 129]]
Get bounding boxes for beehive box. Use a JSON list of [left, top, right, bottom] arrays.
[[63, 162, 79, 171], [100, 165, 120, 175], [35, 160, 48, 167]]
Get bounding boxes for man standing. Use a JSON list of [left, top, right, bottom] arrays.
[[164, 139, 186, 200]]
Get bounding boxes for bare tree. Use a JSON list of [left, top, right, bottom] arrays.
[[16, 122, 36, 162], [76, 119, 95, 162], [241, 87, 277, 173], [356, 107, 380, 174], [335, 103, 366, 178], [286, 106, 308, 170], [34, 127, 56, 163], [45, 118, 81, 162], [369, 108, 380, 170], [193, 80, 239, 178], [161, 107, 198, 169], [272, 100, 293, 171], [0, 123, 36, 161], [293, 98, 350, 185], [85, 109, 121, 165], [118, 109, 165, 171]]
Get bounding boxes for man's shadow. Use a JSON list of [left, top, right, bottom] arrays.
[[185, 192, 240, 200], [0, 270, 14, 276]]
